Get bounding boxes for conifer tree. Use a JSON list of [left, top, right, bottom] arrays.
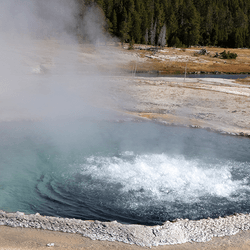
[[112, 9, 118, 35], [119, 7, 130, 43], [96, 0, 104, 9], [140, 3, 149, 44], [131, 11, 142, 43], [234, 8, 248, 47], [217, 5, 233, 46], [104, 0, 113, 19], [144, 28, 149, 44]]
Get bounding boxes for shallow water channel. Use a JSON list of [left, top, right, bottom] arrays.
[[0, 119, 250, 226], [135, 73, 249, 79]]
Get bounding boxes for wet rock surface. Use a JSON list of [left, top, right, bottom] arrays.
[[1, 210, 250, 247], [118, 76, 250, 136]]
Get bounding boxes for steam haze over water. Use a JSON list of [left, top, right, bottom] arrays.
[[0, 0, 250, 226], [1, 121, 250, 225]]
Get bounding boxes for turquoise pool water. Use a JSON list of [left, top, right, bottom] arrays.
[[0, 119, 250, 225]]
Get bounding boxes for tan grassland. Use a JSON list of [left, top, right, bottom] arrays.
[[122, 45, 250, 75]]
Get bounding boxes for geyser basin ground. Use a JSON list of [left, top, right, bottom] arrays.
[[1, 119, 250, 227]]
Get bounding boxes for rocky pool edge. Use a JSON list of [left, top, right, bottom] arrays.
[[1, 210, 250, 247]]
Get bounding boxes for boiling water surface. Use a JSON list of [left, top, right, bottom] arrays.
[[0, 119, 250, 226]]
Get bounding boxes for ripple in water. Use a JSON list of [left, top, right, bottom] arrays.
[[0, 120, 250, 225]]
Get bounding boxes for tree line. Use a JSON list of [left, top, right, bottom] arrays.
[[77, 0, 250, 48]]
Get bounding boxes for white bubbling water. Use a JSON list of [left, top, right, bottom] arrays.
[[75, 153, 249, 207], [1, 120, 250, 224]]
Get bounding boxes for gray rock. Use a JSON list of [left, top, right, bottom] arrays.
[[46, 243, 55, 247]]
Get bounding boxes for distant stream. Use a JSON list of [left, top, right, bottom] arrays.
[[135, 73, 249, 79]]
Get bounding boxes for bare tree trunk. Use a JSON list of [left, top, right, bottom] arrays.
[[150, 19, 157, 46], [144, 28, 149, 44], [158, 24, 167, 48]]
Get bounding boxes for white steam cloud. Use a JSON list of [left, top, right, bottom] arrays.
[[0, 0, 77, 38], [0, 0, 121, 122]]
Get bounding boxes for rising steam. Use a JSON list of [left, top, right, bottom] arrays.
[[0, 0, 121, 122]]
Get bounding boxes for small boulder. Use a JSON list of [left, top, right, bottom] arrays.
[[198, 48, 207, 55], [46, 243, 55, 247]]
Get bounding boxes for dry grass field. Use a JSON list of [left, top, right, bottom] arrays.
[[122, 45, 250, 75]]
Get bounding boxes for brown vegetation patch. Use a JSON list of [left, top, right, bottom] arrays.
[[236, 77, 250, 85], [124, 46, 250, 74]]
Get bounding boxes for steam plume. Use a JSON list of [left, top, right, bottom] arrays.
[[0, 0, 120, 122]]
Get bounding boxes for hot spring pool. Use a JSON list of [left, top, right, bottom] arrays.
[[0, 119, 250, 226]]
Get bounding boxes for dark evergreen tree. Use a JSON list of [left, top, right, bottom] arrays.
[[119, 7, 130, 43], [112, 9, 118, 35], [131, 11, 142, 43]]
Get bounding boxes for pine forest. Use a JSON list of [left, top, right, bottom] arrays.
[[78, 0, 250, 48]]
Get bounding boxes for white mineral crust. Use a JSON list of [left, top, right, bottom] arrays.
[[0, 210, 249, 247]]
